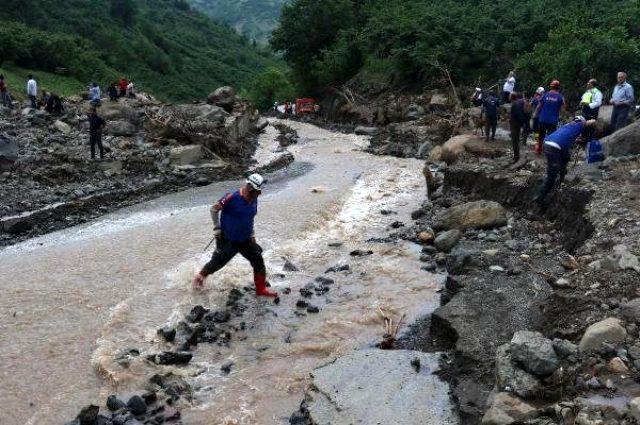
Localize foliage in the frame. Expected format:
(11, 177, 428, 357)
(271, 0, 640, 102)
(189, 0, 289, 45)
(244, 67, 296, 111)
(0, 63, 86, 100)
(0, 0, 282, 101)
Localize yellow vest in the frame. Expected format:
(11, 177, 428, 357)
(581, 88, 600, 105)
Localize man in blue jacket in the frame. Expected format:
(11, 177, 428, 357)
(535, 117, 597, 204)
(192, 173, 278, 298)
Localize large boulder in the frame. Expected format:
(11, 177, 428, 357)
(495, 344, 542, 399)
(601, 117, 640, 157)
(106, 120, 137, 136)
(53, 120, 71, 135)
(579, 317, 627, 354)
(170, 145, 202, 165)
(0, 133, 18, 170)
(510, 331, 558, 377)
(434, 200, 507, 230)
(597, 105, 613, 130)
(99, 102, 138, 123)
(207, 86, 236, 112)
(482, 393, 538, 425)
(440, 134, 478, 164)
(354, 126, 379, 136)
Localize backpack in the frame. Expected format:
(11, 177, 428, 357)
(587, 139, 604, 163)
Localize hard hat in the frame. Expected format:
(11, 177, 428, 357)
(475, 87, 482, 92)
(550, 80, 560, 88)
(536, 87, 545, 94)
(246, 173, 265, 191)
(574, 115, 586, 122)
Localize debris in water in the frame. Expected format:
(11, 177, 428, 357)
(377, 307, 406, 350)
(411, 357, 421, 373)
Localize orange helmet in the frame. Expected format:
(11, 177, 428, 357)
(550, 80, 560, 89)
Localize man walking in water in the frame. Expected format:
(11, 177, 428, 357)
(193, 174, 278, 298)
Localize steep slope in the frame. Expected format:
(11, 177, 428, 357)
(0, 0, 281, 101)
(189, 0, 289, 44)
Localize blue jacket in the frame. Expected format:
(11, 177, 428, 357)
(219, 191, 257, 242)
(538, 91, 564, 125)
(545, 121, 585, 151)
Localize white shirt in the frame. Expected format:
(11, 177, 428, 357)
(503, 76, 515, 93)
(27, 79, 37, 96)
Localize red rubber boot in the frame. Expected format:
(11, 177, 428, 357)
(254, 273, 278, 298)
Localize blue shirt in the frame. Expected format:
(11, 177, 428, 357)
(219, 190, 257, 242)
(611, 82, 634, 106)
(545, 122, 585, 151)
(538, 91, 564, 124)
(90, 86, 101, 101)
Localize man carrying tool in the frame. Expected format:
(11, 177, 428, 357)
(192, 173, 278, 298)
(534, 116, 597, 205)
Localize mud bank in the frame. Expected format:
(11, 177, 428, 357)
(400, 135, 640, 424)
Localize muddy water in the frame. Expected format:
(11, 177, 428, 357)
(0, 120, 452, 425)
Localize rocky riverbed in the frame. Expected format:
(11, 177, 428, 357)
(0, 87, 294, 247)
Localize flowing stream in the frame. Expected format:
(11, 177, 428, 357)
(0, 120, 453, 424)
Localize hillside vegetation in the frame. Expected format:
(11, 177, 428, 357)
(271, 0, 640, 101)
(0, 0, 282, 101)
(189, 0, 289, 44)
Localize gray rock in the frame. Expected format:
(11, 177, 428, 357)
(170, 145, 202, 165)
(354, 126, 379, 136)
(0, 133, 18, 170)
(552, 338, 578, 359)
(621, 298, 640, 323)
(126, 395, 147, 415)
(433, 200, 507, 231)
(495, 344, 542, 399)
(53, 120, 71, 135)
(481, 392, 538, 425)
(510, 331, 558, 377)
(207, 86, 236, 111)
(434, 229, 462, 252)
(579, 317, 627, 354)
(306, 349, 456, 424)
(106, 120, 137, 136)
(601, 116, 640, 156)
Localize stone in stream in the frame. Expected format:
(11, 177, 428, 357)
(296, 299, 308, 309)
(106, 395, 127, 411)
(325, 264, 350, 273)
(186, 305, 209, 323)
(621, 298, 640, 323)
(315, 276, 334, 285)
(147, 351, 193, 365)
(495, 344, 541, 399)
(434, 229, 462, 253)
(307, 305, 320, 313)
(157, 326, 176, 342)
(349, 249, 373, 257)
(221, 361, 234, 375)
(300, 283, 314, 298)
(74, 405, 99, 425)
(304, 349, 456, 424)
(283, 259, 300, 272)
(127, 395, 147, 415)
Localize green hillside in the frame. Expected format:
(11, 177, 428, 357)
(189, 0, 289, 44)
(272, 0, 640, 100)
(0, 0, 282, 101)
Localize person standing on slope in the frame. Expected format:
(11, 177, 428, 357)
(192, 174, 278, 298)
(502, 71, 516, 103)
(27, 74, 38, 109)
(534, 80, 565, 154)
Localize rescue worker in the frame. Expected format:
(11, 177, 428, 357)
(530, 87, 545, 142)
(534, 116, 597, 204)
(482, 91, 500, 141)
(88, 107, 106, 160)
(27, 74, 38, 109)
(609, 71, 634, 132)
(118, 77, 128, 97)
(509, 92, 528, 162)
(108, 83, 118, 101)
(502, 71, 516, 103)
(192, 174, 278, 298)
(535, 80, 565, 154)
(580, 79, 602, 120)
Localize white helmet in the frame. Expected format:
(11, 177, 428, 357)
(536, 87, 545, 94)
(246, 173, 265, 191)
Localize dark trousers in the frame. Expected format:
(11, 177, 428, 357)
(537, 122, 557, 143)
(611, 105, 630, 132)
(90, 132, 104, 159)
(485, 116, 497, 140)
(538, 144, 570, 202)
(502, 91, 511, 103)
(510, 120, 525, 161)
(582, 105, 599, 121)
(29, 95, 37, 109)
(202, 237, 265, 276)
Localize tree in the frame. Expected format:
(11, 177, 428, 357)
(110, 0, 138, 27)
(246, 67, 296, 111)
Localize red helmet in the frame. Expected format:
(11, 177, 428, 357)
(550, 80, 560, 89)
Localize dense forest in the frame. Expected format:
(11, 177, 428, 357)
(271, 0, 640, 102)
(189, 0, 289, 44)
(0, 0, 281, 101)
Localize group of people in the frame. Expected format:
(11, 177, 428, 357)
(475, 70, 636, 206)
